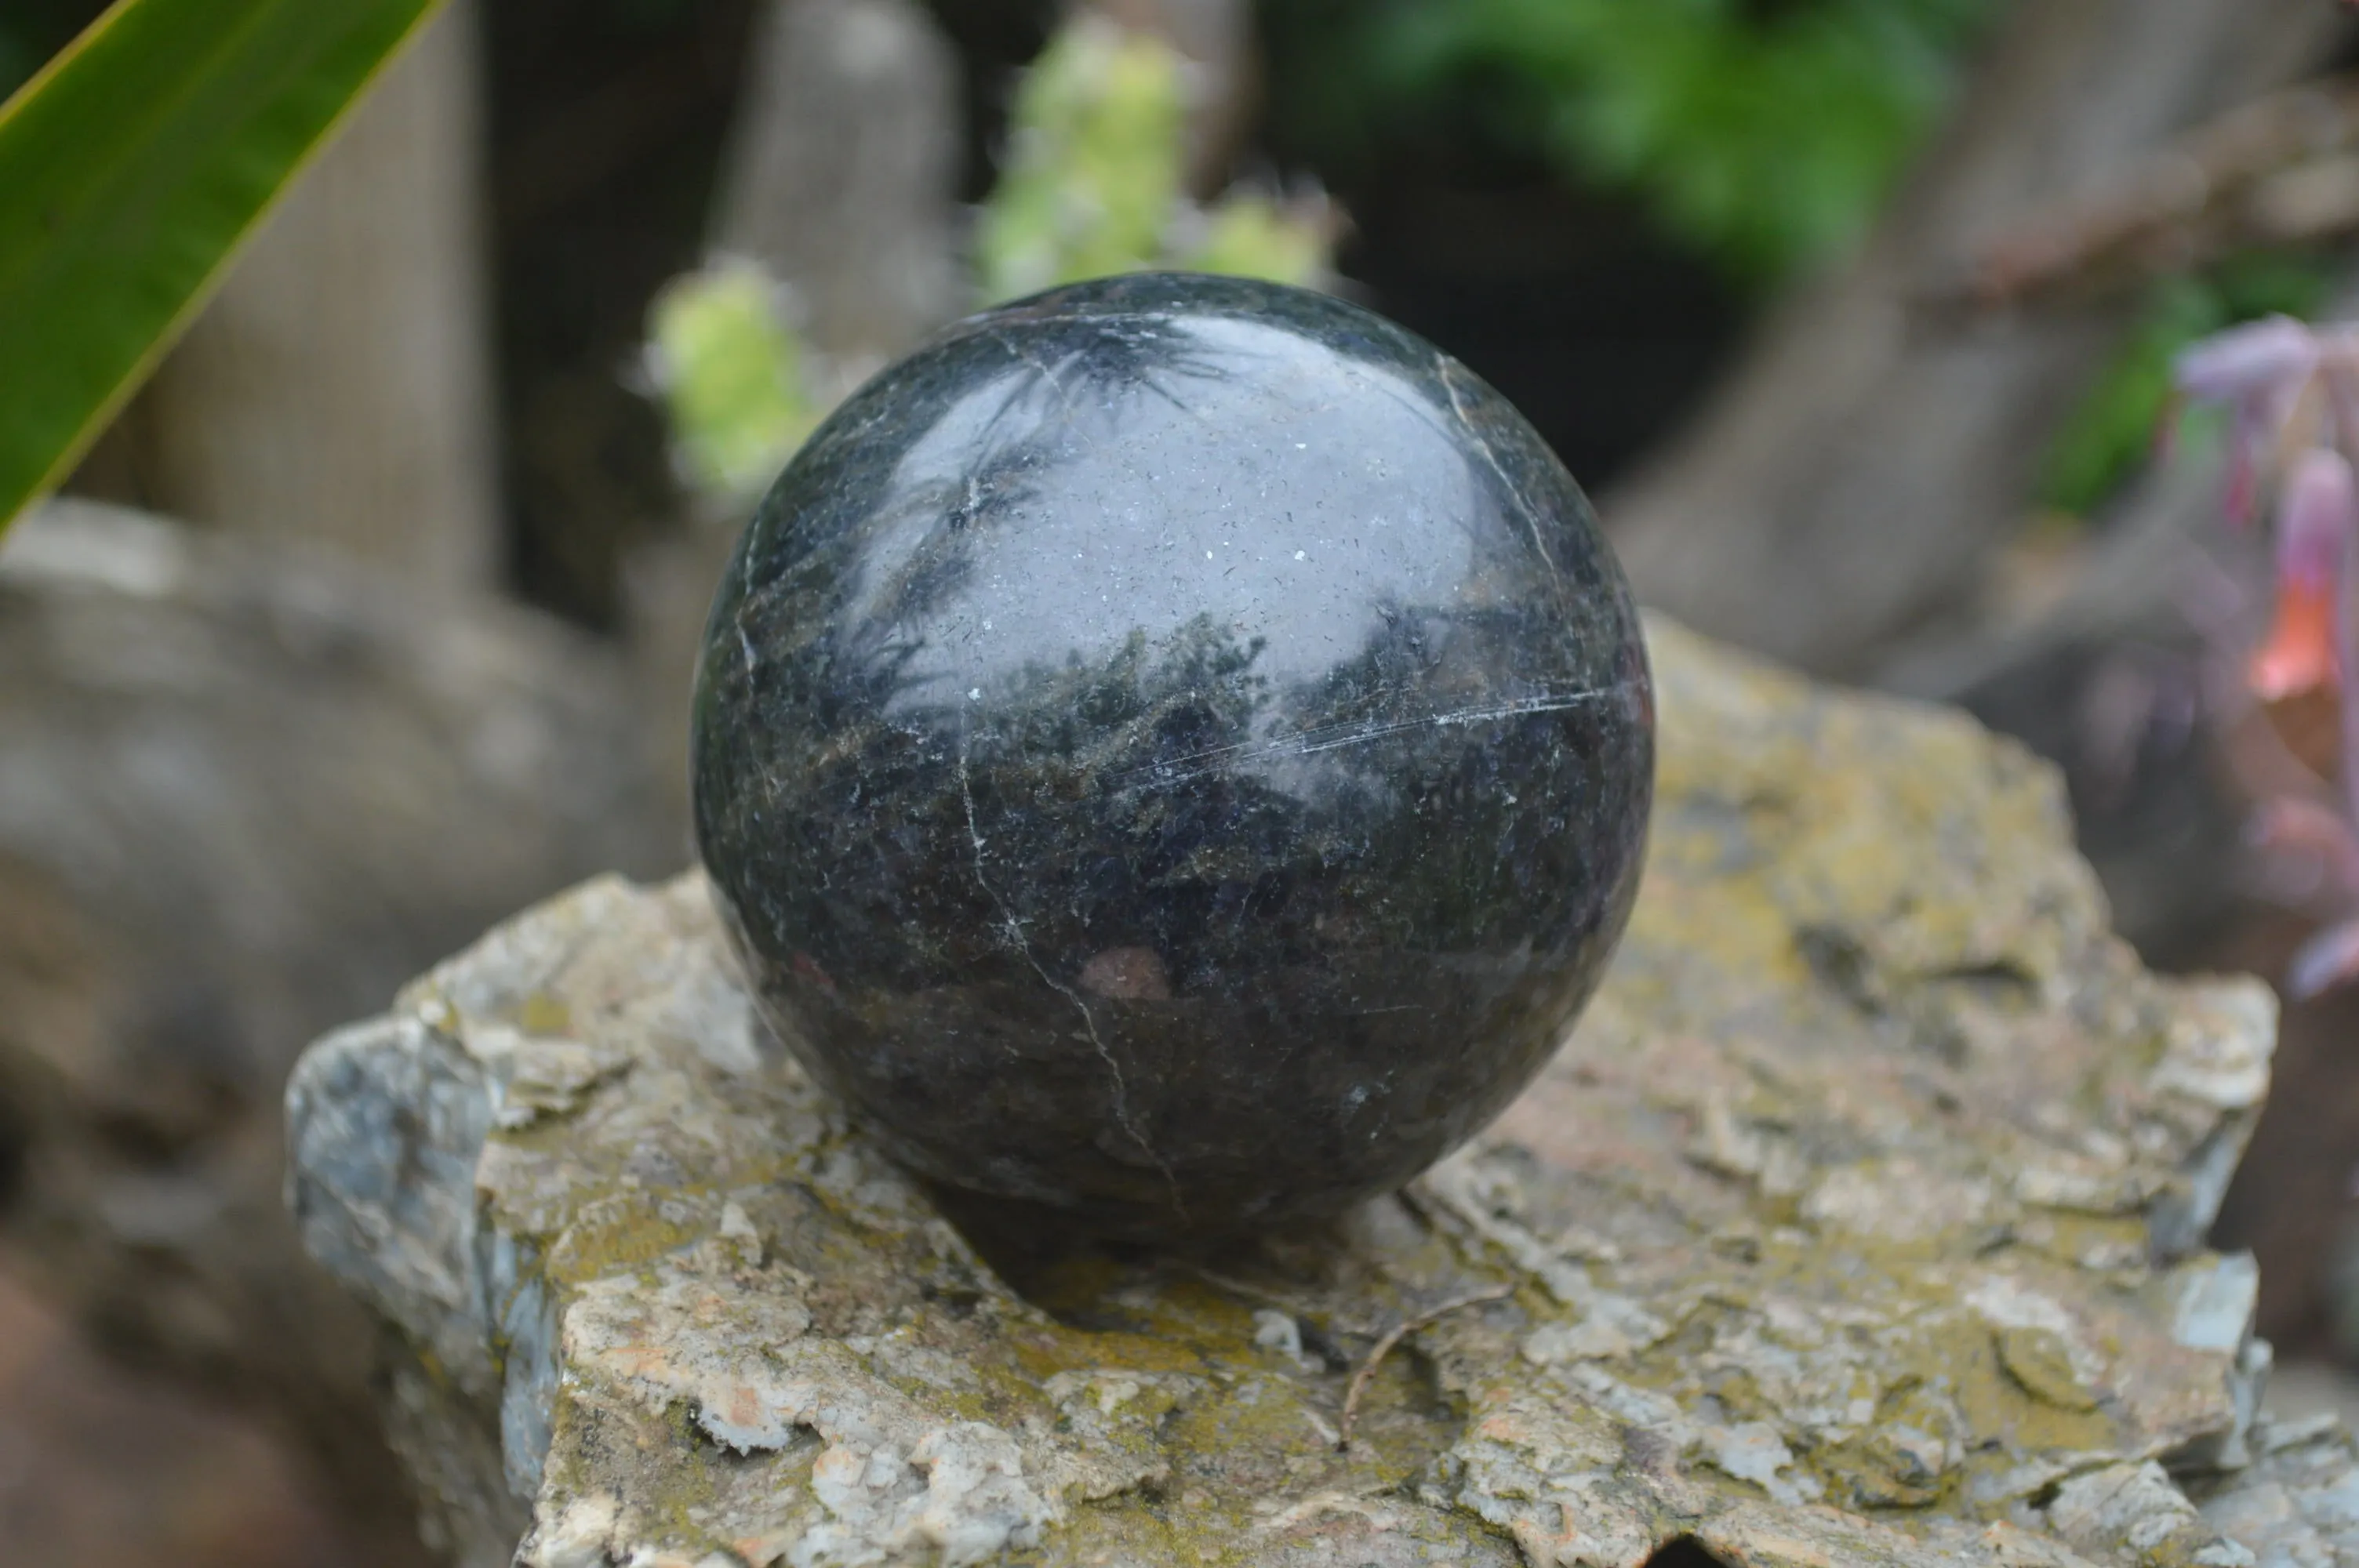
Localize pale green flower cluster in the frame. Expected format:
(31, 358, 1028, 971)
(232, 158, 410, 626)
(646, 16, 1335, 513)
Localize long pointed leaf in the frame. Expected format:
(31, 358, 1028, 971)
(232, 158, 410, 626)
(0, 0, 448, 532)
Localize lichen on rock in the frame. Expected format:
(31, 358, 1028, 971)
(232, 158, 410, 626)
(288, 619, 2333, 1568)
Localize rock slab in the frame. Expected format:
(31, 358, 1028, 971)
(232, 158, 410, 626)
(290, 619, 2338, 1568)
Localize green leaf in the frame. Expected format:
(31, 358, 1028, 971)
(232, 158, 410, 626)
(0, 0, 449, 532)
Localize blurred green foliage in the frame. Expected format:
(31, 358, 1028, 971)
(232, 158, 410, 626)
(975, 18, 1187, 303)
(1263, 0, 1993, 283)
(2041, 255, 2335, 517)
(973, 16, 1331, 304)
(1183, 192, 1334, 288)
(654, 14, 1334, 510)
(646, 262, 822, 503)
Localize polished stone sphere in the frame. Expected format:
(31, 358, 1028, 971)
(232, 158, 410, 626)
(692, 273, 1652, 1240)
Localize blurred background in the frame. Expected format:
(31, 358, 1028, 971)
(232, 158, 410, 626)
(5, 0, 2359, 1560)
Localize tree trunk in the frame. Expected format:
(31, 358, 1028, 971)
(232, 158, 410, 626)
(1605, 0, 2352, 679)
(711, 0, 965, 376)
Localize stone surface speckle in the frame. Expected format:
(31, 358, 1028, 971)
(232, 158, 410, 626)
(691, 272, 1653, 1239)
(290, 619, 2328, 1568)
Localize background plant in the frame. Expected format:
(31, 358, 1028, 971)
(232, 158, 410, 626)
(2172, 314, 2359, 996)
(649, 11, 1336, 517)
(1260, 0, 1994, 284)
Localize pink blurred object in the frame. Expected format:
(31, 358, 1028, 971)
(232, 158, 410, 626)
(2291, 918, 2359, 999)
(2249, 448, 2356, 698)
(2175, 314, 2322, 403)
(2174, 317, 2359, 993)
(2248, 795, 2359, 908)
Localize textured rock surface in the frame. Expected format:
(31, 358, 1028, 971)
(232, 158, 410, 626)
(293, 619, 2318, 1568)
(692, 271, 1652, 1238)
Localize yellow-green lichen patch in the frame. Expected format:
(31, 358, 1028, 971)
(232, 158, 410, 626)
(517, 992, 573, 1036)
(538, 1188, 718, 1287)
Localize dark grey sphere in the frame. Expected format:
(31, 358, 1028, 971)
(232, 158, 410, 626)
(692, 273, 1651, 1240)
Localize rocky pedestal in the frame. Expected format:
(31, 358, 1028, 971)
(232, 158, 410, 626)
(289, 620, 2340, 1568)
